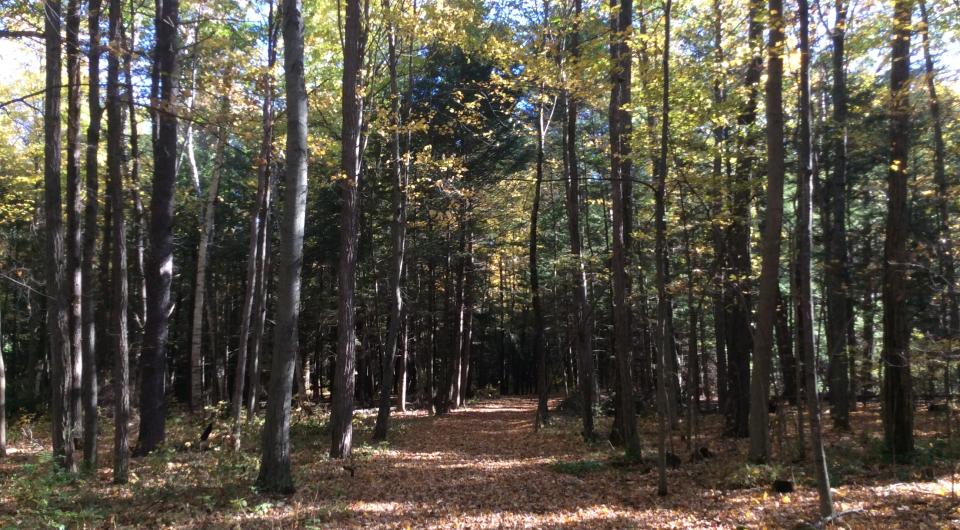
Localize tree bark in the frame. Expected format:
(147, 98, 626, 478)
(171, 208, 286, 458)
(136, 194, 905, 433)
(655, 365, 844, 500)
(256, 0, 308, 494)
(532, 86, 551, 429)
(331, 0, 365, 459)
(655, 0, 672, 496)
(882, 0, 914, 460)
(44, 0, 77, 473)
(749, 0, 786, 463)
(107, 0, 130, 481)
(136, 0, 180, 456)
(65, 0, 84, 442)
(81, 0, 103, 471)
(608, 0, 640, 461)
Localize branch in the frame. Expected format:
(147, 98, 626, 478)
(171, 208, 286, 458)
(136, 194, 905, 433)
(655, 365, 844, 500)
(0, 30, 44, 39)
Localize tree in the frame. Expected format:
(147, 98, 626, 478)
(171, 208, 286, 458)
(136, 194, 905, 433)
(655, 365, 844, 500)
(257, 0, 309, 494)
(373, 0, 408, 442)
(64, 0, 83, 441)
(824, 0, 851, 430)
(81, 0, 103, 471)
(44, 0, 77, 473)
(137, 0, 180, 456)
(608, 0, 641, 461)
(798, 0, 833, 517)
(331, 0, 365, 459)
(749, 0, 786, 464)
(654, 0, 672, 497)
(882, 0, 914, 460)
(107, 0, 129, 482)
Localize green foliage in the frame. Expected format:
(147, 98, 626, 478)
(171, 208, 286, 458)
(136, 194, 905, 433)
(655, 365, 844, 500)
(721, 463, 785, 490)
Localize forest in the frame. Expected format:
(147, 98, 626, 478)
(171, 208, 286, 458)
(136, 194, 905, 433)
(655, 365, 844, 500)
(0, 0, 959, 525)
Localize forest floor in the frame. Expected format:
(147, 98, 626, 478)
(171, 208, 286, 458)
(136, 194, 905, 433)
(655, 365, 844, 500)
(2, 395, 960, 529)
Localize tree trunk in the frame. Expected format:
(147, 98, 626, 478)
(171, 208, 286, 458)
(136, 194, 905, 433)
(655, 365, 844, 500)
(107, 0, 130, 481)
(256, 0, 308, 494)
(65, 0, 84, 442)
(532, 89, 550, 429)
(882, 0, 914, 460)
(799, 0, 833, 516)
(919, 0, 958, 349)
(373, 0, 407, 440)
(724, 0, 761, 438)
(331, 0, 365, 459)
(233, 0, 276, 448)
(655, 0, 672, 496)
(44, 0, 77, 473)
(608, 0, 640, 461)
(0, 303, 5, 457)
(189, 96, 229, 411)
(824, 0, 851, 430)
(562, 15, 596, 432)
(81, 0, 102, 471)
(136, 0, 180, 456)
(749, 0, 785, 463)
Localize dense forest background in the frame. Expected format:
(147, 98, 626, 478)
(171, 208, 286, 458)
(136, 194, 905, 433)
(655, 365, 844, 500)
(0, 0, 959, 525)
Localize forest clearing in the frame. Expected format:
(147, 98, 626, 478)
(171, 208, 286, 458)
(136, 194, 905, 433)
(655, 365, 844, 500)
(1, 397, 958, 528)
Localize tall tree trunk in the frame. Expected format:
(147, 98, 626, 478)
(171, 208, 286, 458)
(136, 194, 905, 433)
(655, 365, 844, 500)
(655, 0, 672, 496)
(256, 0, 308, 494)
(331, 0, 365, 459)
(532, 89, 551, 429)
(919, 0, 958, 349)
(882, 0, 914, 460)
(562, 9, 594, 438)
(81, 0, 102, 471)
(65, 0, 84, 442)
(749, 0, 785, 464)
(107, 0, 130, 481)
(136, 0, 180, 456)
(710, 0, 727, 417)
(233, 0, 276, 448)
(825, 0, 851, 430)
(44, 0, 77, 473)
(724, 0, 761, 438)
(799, 0, 833, 516)
(373, 0, 407, 440)
(608, 0, 641, 461)
(189, 95, 229, 411)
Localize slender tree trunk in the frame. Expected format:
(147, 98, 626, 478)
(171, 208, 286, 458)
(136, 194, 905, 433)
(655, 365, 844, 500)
(65, 0, 84, 442)
(882, 0, 914, 460)
(107, 0, 129, 481)
(256, 0, 308, 494)
(81, 0, 102, 471)
(655, 0, 672, 496)
(919, 0, 958, 347)
(564, 0, 596, 440)
(824, 0, 851, 430)
(749, 0, 785, 463)
(189, 95, 229, 411)
(724, 0, 762, 438)
(608, 0, 640, 461)
(233, 0, 275, 448)
(798, 0, 833, 515)
(532, 90, 550, 429)
(122, 3, 147, 341)
(373, 0, 407, 440)
(44, 0, 77, 473)
(331, 0, 365, 459)
(136, 0, 180, 456)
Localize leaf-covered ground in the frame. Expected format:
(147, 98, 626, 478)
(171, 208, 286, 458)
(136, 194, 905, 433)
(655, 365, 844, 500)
(2, 396, 960, 528)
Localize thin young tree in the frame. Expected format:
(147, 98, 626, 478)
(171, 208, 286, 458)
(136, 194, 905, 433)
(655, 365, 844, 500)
(256, 0, 309, 494)
(654, 0, 672, 497)
(749, 0, 786, 464)
(373, 0, 408, 442)
(331, 0, 366, 459)
(136, 0, 180, 456)
(798, 0, 833, 517)
(882, 0, 914, 460)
